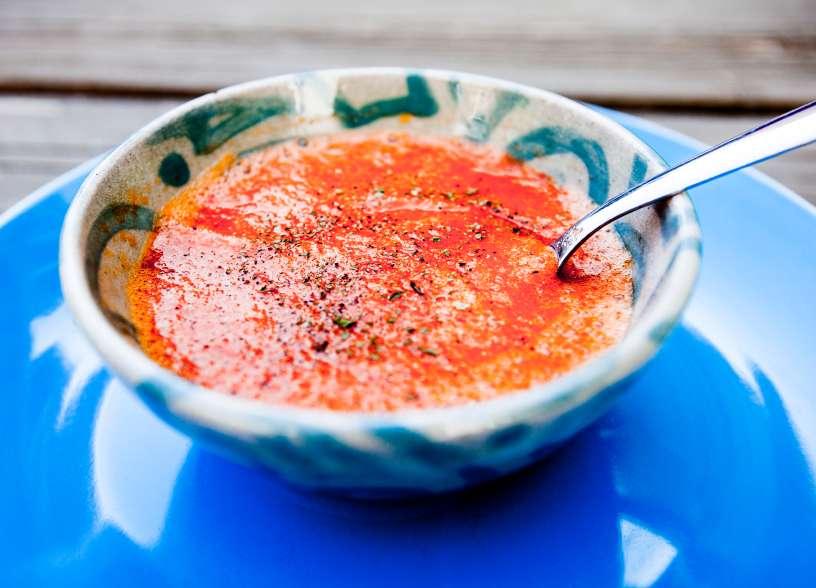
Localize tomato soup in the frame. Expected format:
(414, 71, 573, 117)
(127, 134, 633, 411)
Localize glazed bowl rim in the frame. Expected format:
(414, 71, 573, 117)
(59, 67, 701, 437)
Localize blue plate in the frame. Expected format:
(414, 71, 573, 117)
(2, 111, 815, 586)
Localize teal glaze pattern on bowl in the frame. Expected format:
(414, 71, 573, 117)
(59, 68, 702, 499)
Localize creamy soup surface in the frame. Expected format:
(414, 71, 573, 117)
(128, 133, 633, 412)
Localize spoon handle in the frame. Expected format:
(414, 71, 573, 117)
(550, 99, 816, 270)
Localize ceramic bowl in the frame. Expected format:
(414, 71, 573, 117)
(60, 68, 701, 499)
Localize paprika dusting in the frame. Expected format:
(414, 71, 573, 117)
(127, 133, 633, 411)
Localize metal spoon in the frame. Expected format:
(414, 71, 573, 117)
(550, 100, 816, 271)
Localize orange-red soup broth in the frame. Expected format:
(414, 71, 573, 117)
(128, 133, 633, 412)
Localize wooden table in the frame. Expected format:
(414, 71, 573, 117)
(2, 0, 815, 212)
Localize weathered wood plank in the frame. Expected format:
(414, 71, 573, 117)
(3, 0, 814, 35)
(2, 96, 814, 214)
(1, 0, 815, 109)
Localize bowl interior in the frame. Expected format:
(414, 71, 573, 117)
(76, 69, 697, 347)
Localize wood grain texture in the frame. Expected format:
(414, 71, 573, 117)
(2, 0, 815, 108)
(1, 96, 814, 214)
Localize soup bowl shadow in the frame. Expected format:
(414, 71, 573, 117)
(60, 68, 701, 499)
